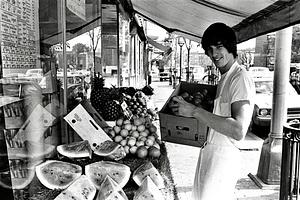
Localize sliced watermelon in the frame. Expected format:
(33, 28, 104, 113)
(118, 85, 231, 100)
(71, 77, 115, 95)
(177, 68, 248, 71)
(56, 140, 92, 158)
(97, 175, 128, 200)
(133, 176, 164, 200)
(132, 162, 165, 189)
(54, 175, 96, 200)
(35, 160, 82, 190)
(85, 161, 130, 189)
(0, 168, 35, 190)
(93, 140, 121, 157)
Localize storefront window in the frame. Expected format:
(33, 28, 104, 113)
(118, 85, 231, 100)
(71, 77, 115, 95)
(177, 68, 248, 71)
(0, 0, 102, 198)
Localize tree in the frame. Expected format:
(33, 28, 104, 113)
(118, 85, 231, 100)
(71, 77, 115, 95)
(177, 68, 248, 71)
(72, 43, 90, 69)
(88, 27, 101, 74)
(291, 25, 300, 63)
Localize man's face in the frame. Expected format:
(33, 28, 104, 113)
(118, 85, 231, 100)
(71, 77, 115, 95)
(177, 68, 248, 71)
(206, 43, 234, 70)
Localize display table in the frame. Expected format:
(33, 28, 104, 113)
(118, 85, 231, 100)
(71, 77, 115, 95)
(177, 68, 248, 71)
(15, 142, 177, 200)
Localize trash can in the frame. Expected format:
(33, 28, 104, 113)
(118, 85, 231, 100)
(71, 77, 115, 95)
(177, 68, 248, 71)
(280, 122, 300, 200)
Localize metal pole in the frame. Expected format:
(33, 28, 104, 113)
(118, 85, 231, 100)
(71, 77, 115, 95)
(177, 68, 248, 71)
(61, 0, 69, 143)
(179, 46, 182, 82)
(256, 26, 293, 185)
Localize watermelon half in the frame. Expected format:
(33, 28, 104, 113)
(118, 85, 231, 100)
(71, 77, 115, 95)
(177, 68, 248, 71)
(85, 161, 130, 189)
(56, 140, 92, 158)
(35, 160, 82, 190)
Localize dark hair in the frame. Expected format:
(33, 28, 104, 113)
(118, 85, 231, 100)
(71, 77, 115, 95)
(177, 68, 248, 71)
(201, 22, 238, 58)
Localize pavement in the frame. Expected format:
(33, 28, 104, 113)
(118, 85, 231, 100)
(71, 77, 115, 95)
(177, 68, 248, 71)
(150, 81, 280, 200)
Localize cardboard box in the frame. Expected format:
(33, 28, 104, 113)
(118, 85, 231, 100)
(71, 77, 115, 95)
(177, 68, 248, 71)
(159, 82, 216, 147)
(64, 104, 112, 149)
(80, 100, 110, 130)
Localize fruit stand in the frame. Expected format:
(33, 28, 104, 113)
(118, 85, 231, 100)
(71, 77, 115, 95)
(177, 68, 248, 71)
(1, 76, 177, 200)
(14, 143, 176, 200)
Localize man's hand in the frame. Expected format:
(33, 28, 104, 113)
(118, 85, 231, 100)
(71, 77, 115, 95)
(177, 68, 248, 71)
(169, 96, 197, 117)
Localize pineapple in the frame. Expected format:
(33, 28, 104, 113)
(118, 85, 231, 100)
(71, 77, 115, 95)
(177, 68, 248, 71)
(90, 74, 124, 121)
(90, 73, 109, 115)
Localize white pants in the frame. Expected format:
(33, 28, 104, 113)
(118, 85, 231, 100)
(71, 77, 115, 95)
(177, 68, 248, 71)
(191, 143, 241, 200)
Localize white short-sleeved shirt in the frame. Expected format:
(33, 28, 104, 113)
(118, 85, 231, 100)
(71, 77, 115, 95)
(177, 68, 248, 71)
(208, 61, 255, 147)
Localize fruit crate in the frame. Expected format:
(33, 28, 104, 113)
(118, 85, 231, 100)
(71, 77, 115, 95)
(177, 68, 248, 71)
(159, 82, 216, 147)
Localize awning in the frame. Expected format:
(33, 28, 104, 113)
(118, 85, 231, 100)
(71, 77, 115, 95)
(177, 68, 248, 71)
(147, 36, 172, 53)
(130, 0, 300, 43)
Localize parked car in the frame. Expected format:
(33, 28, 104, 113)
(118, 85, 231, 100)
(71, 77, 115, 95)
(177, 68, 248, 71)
(158, 72, 170, 81)
(251, 77, 300, 134)
(248, 66, 273, 79)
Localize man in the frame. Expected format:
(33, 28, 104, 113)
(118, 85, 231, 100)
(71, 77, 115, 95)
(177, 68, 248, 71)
(170, 22, 255, 200)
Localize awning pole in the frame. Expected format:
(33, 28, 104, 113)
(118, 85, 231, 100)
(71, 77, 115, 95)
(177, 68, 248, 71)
(254, 26, 293, 186)
(61, 0, 69, 143)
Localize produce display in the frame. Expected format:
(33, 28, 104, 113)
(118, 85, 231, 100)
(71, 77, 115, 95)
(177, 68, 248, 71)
(104, 117, 162, 159)
(90, 75, 158, 121)
(169, 88, 214, 112)
(124, 91, 159, 121)
(133, 176, 164, 200)
(53, 175, 96, 200)
(97, 175, 128, 200)
(85, 161, 131, 189)
(132, 162, 165, 189)
(56, 140, 92, 159)
(90, 75, 124, 121)
(35, 160, 82, 190)
(3, 81, 178, 200)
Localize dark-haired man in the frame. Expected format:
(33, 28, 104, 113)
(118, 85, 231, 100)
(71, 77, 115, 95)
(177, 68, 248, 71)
(170, 22, 255, 199)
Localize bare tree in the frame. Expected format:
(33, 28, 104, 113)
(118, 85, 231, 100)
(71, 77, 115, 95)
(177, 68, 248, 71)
(88, 27, 101, 74)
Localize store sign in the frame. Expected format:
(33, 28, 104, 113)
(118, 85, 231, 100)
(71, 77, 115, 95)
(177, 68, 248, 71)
(0, 0, 39, 72)
(67, 0, 86, 21)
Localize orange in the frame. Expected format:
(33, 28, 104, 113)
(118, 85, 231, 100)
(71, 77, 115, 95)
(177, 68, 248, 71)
(139, 131, 148, 137)
(120, 129, 129, 137)
(133, 118, 143, 126)
(135, 140, 145, 147)
(120, 139, 127, 146)
(147, 135, 156, 142)
(148, 146, 161, 158)
(114, 135, 123, 143)
(123, 119, 131, 124)
(116, 118, 124, 126)
(129, 146, 138, 154)
(124, 123, 132, 131)
(145, 138, 154, 147)
(127, 137, 137, 147)
(131, 131, 140, 138)
(113, 126, 121, 134)
(123, 145, 130, 154)
(136, 146, 148, 159)
(149, 125, 157, 133)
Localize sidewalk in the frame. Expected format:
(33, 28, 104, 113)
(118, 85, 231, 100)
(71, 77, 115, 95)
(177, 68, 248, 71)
(151, 81, 280, 200)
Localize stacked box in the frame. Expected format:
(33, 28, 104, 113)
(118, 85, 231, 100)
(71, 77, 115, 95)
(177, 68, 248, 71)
(159, 82, 216, 147)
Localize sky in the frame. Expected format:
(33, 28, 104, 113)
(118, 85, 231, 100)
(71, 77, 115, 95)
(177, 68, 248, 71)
(67, 22, 256, 51)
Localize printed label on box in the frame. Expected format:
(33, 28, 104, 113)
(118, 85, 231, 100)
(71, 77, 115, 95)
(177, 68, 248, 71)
(64, 104, 112, 149)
